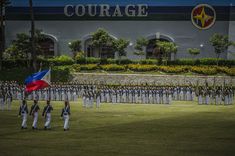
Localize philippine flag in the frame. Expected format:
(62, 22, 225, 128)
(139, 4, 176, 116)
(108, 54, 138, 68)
(25, 69, 51, 92)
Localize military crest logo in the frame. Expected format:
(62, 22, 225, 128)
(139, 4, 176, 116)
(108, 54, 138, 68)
(191, 4, 216, 30)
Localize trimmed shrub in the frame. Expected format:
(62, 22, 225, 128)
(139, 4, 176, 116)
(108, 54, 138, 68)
(98, 58, 116, 65)
(158, 66, 189, 73)
(170, 59, 197, 66)
(116, 59, 133, 65)
(190, 66, 218, 75)
(72, 64, 81, 72)
(86, 57, 101, 64)
(0, 67, 33, 82)
(76, 57, 86, 64)
(139, 59, 158, 65)
(199, 58, 221, 65)
(101, 64, 126, 71)
(225, 68, 235, 76)
(128, 64, 158, 72)
(79, 64, 99, 71)
(51, 66, 72, 82)
(2, 59, 30, 69)
(48, 55, 74, 66)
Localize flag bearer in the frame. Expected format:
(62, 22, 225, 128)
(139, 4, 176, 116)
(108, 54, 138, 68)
(30, 100, 40, 130)
(18, 100, 28, 129)
(61, 101, 71, 131)
(42, 100, 53, 130)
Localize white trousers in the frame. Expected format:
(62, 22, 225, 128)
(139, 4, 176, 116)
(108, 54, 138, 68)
(21, 113, 27, 128)
(96, 97, 100, 108)
(0, 98, 4, 110)
(82, 97, 86, 107)
(6, 98, 11, 110)
(45, 113, 51, 128)
(198, 96, 203, 105)
(32, 112, 38, 128)
(63, 115, 70, 130)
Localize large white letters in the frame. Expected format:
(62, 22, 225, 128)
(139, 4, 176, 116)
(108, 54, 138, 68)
(64, 4, 149, 17)
(64, 5, 74, 17)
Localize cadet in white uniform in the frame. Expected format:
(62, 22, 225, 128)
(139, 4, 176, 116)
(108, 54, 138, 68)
(42, 100, 53, 130)
(61, 101, 71, 131)
(6, 91, 12, 110)
(30, 100, 40, 130)
(18, 100, 28, 129)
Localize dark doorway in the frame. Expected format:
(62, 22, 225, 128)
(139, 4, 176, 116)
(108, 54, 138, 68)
(38, 38, 54, 57)
(146, 38, 171, 60)
(85, 38, 115, 59)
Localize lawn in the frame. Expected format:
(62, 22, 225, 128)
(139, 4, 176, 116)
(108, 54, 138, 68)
(0, 100, 235, 156)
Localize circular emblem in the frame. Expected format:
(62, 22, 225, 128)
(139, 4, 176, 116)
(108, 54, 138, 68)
(191, 4, 216, 30)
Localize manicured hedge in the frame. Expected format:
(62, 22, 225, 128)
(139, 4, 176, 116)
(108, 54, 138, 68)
(0, 66, 73, 82)
(100, 64, 125, 71)
(158, 66, 189, 73)
(0, 68, 33, 82)
(79, 64, 99, 71)
(2, 57, 235, 69)
(190, 66, 218, 75)
(128, 64, 158, 72)
(48, 55, 74, 66)
(170, 58, 235, 66)
(69, 64, 235, 75)
(51, 66, 72, 82)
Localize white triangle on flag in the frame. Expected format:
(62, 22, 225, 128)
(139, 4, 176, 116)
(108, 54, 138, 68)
(41, 70, 51, 85)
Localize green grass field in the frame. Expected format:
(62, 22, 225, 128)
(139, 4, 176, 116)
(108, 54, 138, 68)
(0, 100, 235, 156)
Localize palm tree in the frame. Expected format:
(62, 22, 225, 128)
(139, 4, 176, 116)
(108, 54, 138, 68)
(0, 0, 10, 70)
(29, 0, 37, 71)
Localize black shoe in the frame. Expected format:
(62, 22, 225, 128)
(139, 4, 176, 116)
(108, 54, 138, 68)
(32, 127, 35, 130)
(21, 127, 24, 129)
(44, 126, 47, 130)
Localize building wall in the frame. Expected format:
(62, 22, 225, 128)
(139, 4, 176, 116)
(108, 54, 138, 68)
(6, 20, 230, 59)
(228, 4, 235, 60)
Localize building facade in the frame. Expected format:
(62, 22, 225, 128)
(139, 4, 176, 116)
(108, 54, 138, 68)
(5, 0, 235, 60)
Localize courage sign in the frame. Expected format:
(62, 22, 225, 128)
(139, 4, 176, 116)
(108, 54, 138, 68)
(64, 4, 149, 17)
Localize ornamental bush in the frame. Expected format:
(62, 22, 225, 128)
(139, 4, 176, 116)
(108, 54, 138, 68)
(116, 59, 133, 65)
(190, 66, 218, 75)
(51, 66, 72, 82)
(139, 59, 158, 65)
(101, 64, 126, 71)
(72, 64, 81, 72)
(85, 57, 101, 64)
(224, 68, 235, 76)
(79, 64, 99, 71)
(48, 55, 74, 66)
(158, 66, 189, 73)
(128, 64, 158, 72)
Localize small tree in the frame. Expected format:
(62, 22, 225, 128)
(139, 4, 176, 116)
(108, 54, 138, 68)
(209, 33, 232, 65)
(134, 37, 148, 57)
(91, 28, 115, 58)
(187, 48, 200, 59)
(156, 41, 177, 65)
(4, 30, 46, 60)
(113, 38, 130, 63)
(68, 40, 81, 58)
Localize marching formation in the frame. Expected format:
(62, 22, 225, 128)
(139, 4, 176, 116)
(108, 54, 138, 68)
(0, 80, 234, 131)
(18, 99, 70, 131)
